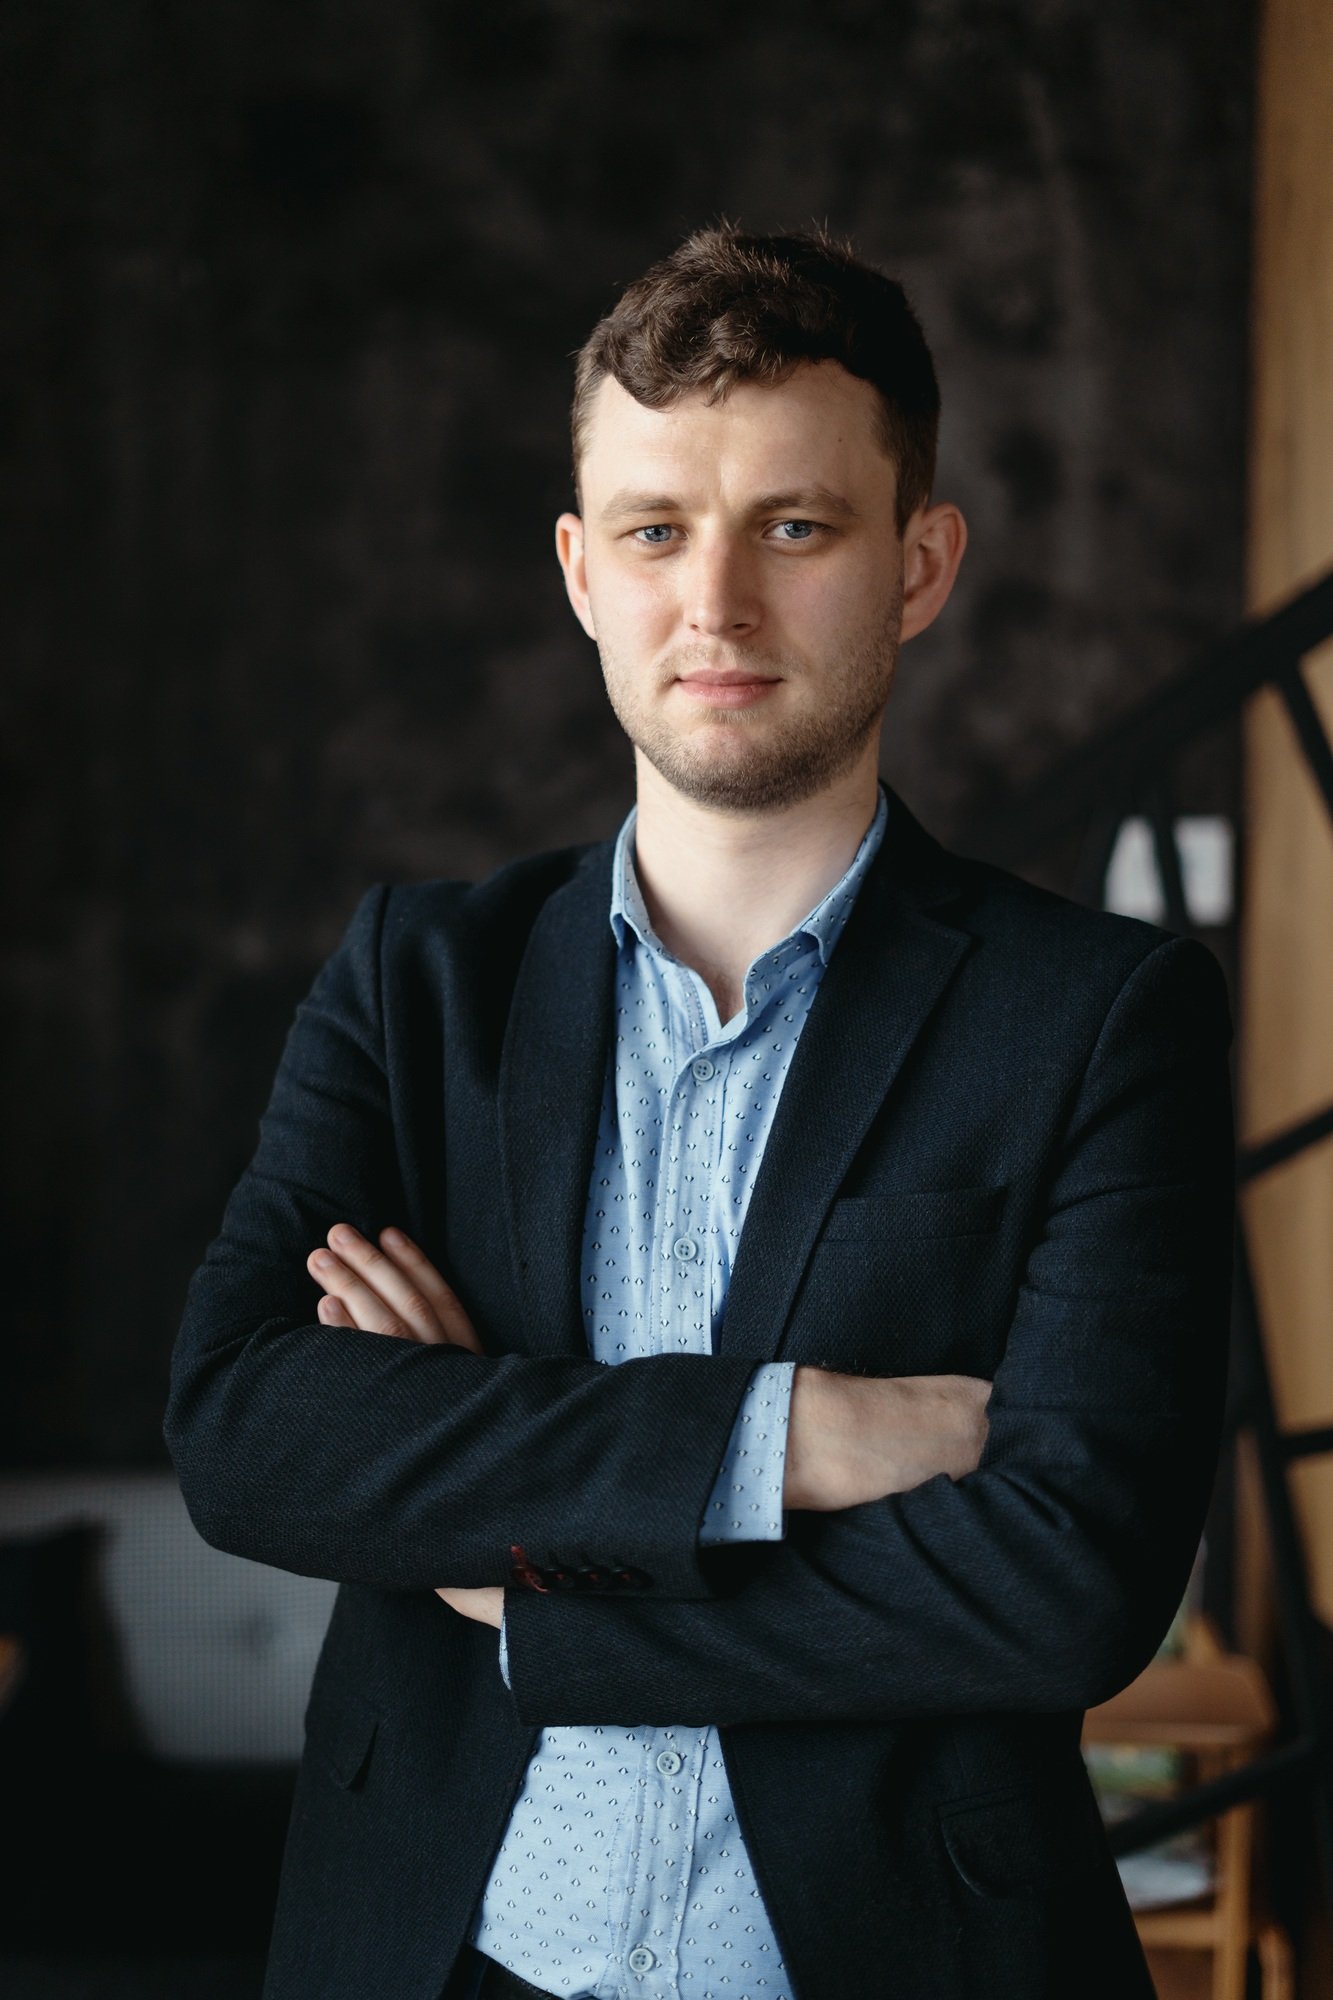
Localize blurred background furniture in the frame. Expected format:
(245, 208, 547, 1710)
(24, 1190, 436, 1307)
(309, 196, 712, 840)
(0, 1474, 334, 1961)
(1085, 1615, 1293, 2000)
(0, 1472, 333, 1763)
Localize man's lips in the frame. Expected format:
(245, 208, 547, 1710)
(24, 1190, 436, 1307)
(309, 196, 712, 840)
(675, 671, 782, 708)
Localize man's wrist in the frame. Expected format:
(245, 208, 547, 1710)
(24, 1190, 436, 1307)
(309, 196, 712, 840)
(784, 1365, 857, 1511)
(786, 1371, 993, 1512)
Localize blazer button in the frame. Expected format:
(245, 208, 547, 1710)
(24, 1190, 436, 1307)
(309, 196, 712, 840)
(611, 1567, 651, 1589)
(508, 1543, 548, 1592)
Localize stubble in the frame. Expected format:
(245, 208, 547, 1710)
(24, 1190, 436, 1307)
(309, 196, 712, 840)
(596, 579, 904, 814)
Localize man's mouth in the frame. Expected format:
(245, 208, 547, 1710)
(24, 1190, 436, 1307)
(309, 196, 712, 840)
(675, 670, 782, 708)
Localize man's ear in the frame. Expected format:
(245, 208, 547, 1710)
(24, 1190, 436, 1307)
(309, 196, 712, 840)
(555, 512, 596, 640)
(899, 501, 967, 644)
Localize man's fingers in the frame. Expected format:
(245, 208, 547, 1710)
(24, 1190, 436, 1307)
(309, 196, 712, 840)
(307, 1241, 446, 1343)
(317, 1295, 355, 1329)
(305, 1224, 485, 1353)
(377, 1227, 485, 1354)
(435, 1584, 505, 1628)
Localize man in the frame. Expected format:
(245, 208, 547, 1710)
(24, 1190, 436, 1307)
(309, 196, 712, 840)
(166, 225, 1235, 2000)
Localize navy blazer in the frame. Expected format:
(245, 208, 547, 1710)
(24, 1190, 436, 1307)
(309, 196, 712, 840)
(165, 783, 1236, 2000)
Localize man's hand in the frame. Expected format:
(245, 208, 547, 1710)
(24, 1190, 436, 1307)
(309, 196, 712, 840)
(307, 1222, 498, 1625)
(307, 1223, 485, 1352)
(784, 1368, 992, 1512)
(435, 1585, 504, 1628)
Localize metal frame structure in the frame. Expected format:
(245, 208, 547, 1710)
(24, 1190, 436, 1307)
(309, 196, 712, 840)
(957, 567, 1333, 1922)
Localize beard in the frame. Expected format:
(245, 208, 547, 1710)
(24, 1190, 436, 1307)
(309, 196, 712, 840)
(596, 581, 904, 813)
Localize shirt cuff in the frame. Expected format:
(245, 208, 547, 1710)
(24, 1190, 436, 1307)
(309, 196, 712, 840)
(697, 1361, 795, 1545)
(498, 1604, 511, 1688)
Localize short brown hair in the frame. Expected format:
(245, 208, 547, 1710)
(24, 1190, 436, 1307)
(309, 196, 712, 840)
(571, 222, 940, 533)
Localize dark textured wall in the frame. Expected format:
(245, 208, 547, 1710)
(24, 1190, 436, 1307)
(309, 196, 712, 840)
(4, 1, 1253, 1461)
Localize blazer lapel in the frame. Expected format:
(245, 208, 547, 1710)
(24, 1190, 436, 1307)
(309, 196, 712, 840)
(498, 840, 617, 1359)
(717, 787, 974, 1365)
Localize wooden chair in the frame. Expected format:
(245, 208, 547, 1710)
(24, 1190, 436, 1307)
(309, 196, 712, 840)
(1083, 1618, 1294, 2000)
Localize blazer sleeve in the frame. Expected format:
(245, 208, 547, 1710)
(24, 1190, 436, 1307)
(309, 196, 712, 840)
(495, 1359, 795, 1689)
(164, 884, 763, 1599)
(500, 933, 1237, 1726)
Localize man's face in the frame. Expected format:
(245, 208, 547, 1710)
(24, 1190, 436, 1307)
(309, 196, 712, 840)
(556, 361, 914, 814)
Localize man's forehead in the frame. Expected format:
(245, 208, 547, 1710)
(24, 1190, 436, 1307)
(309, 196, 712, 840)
(580, 365, 894, 505)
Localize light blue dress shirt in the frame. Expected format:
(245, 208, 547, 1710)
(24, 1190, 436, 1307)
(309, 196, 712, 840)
(470, 786, 889, 2000)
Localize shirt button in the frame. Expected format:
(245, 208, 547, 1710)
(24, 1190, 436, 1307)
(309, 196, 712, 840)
(655, 1749, 683, 1775)
(691, 1057, 715, 1081)
(628, 1946, 657, 1975)
(671, 1236, 700, 1262)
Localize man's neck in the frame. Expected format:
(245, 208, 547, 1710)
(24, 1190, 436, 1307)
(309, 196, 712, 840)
(629, 748, 883, 1025)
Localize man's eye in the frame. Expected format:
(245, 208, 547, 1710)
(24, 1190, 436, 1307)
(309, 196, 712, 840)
(633, 524, 675, 545)
(773, 519, 819, 542)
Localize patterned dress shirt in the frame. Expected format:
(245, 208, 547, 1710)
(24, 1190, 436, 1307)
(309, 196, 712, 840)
(469, 785, 890, 1999)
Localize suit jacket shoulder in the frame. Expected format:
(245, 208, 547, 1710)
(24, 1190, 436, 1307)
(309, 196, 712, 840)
(929, 832, 1233, 1060)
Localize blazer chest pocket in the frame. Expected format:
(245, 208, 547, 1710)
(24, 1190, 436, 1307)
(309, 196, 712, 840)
(787, 1185, 1008, 1374)
(821, 1186, 1006, 1240)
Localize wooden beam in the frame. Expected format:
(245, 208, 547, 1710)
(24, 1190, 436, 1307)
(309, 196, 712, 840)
(1240, 0, 1333, 1637)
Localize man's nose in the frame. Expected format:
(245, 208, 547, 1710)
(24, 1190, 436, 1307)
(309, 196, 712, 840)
(683, 540, 760, 639)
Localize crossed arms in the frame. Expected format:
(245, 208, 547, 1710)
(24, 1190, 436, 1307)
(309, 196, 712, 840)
(303, 1220, 994, 1635)
(164, 883, 1236, 1728)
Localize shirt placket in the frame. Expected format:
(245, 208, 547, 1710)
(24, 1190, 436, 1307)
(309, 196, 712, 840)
(613, 1724, 711, 1996)
(615, 956, 732, 1995)
(648, 959, 719, 1362)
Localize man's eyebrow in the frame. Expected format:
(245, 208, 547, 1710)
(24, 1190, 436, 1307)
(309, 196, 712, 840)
(597, 484, 861, 522)
(598, 491, 684, 521)
(750, 486, 860, 519)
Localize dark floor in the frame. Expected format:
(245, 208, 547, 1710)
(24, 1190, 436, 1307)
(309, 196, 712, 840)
(1, 1906, 1329, 1998)
(0, 1749, 293, 1974)
(3, 1777, 1331, 1997)
(0, 1961, 265, 1999)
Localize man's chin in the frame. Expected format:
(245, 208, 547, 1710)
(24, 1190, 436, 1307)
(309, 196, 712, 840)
(636, 734, 861, 815)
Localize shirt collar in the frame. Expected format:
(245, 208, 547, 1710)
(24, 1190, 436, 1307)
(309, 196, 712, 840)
(608, 782, 889, 968)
